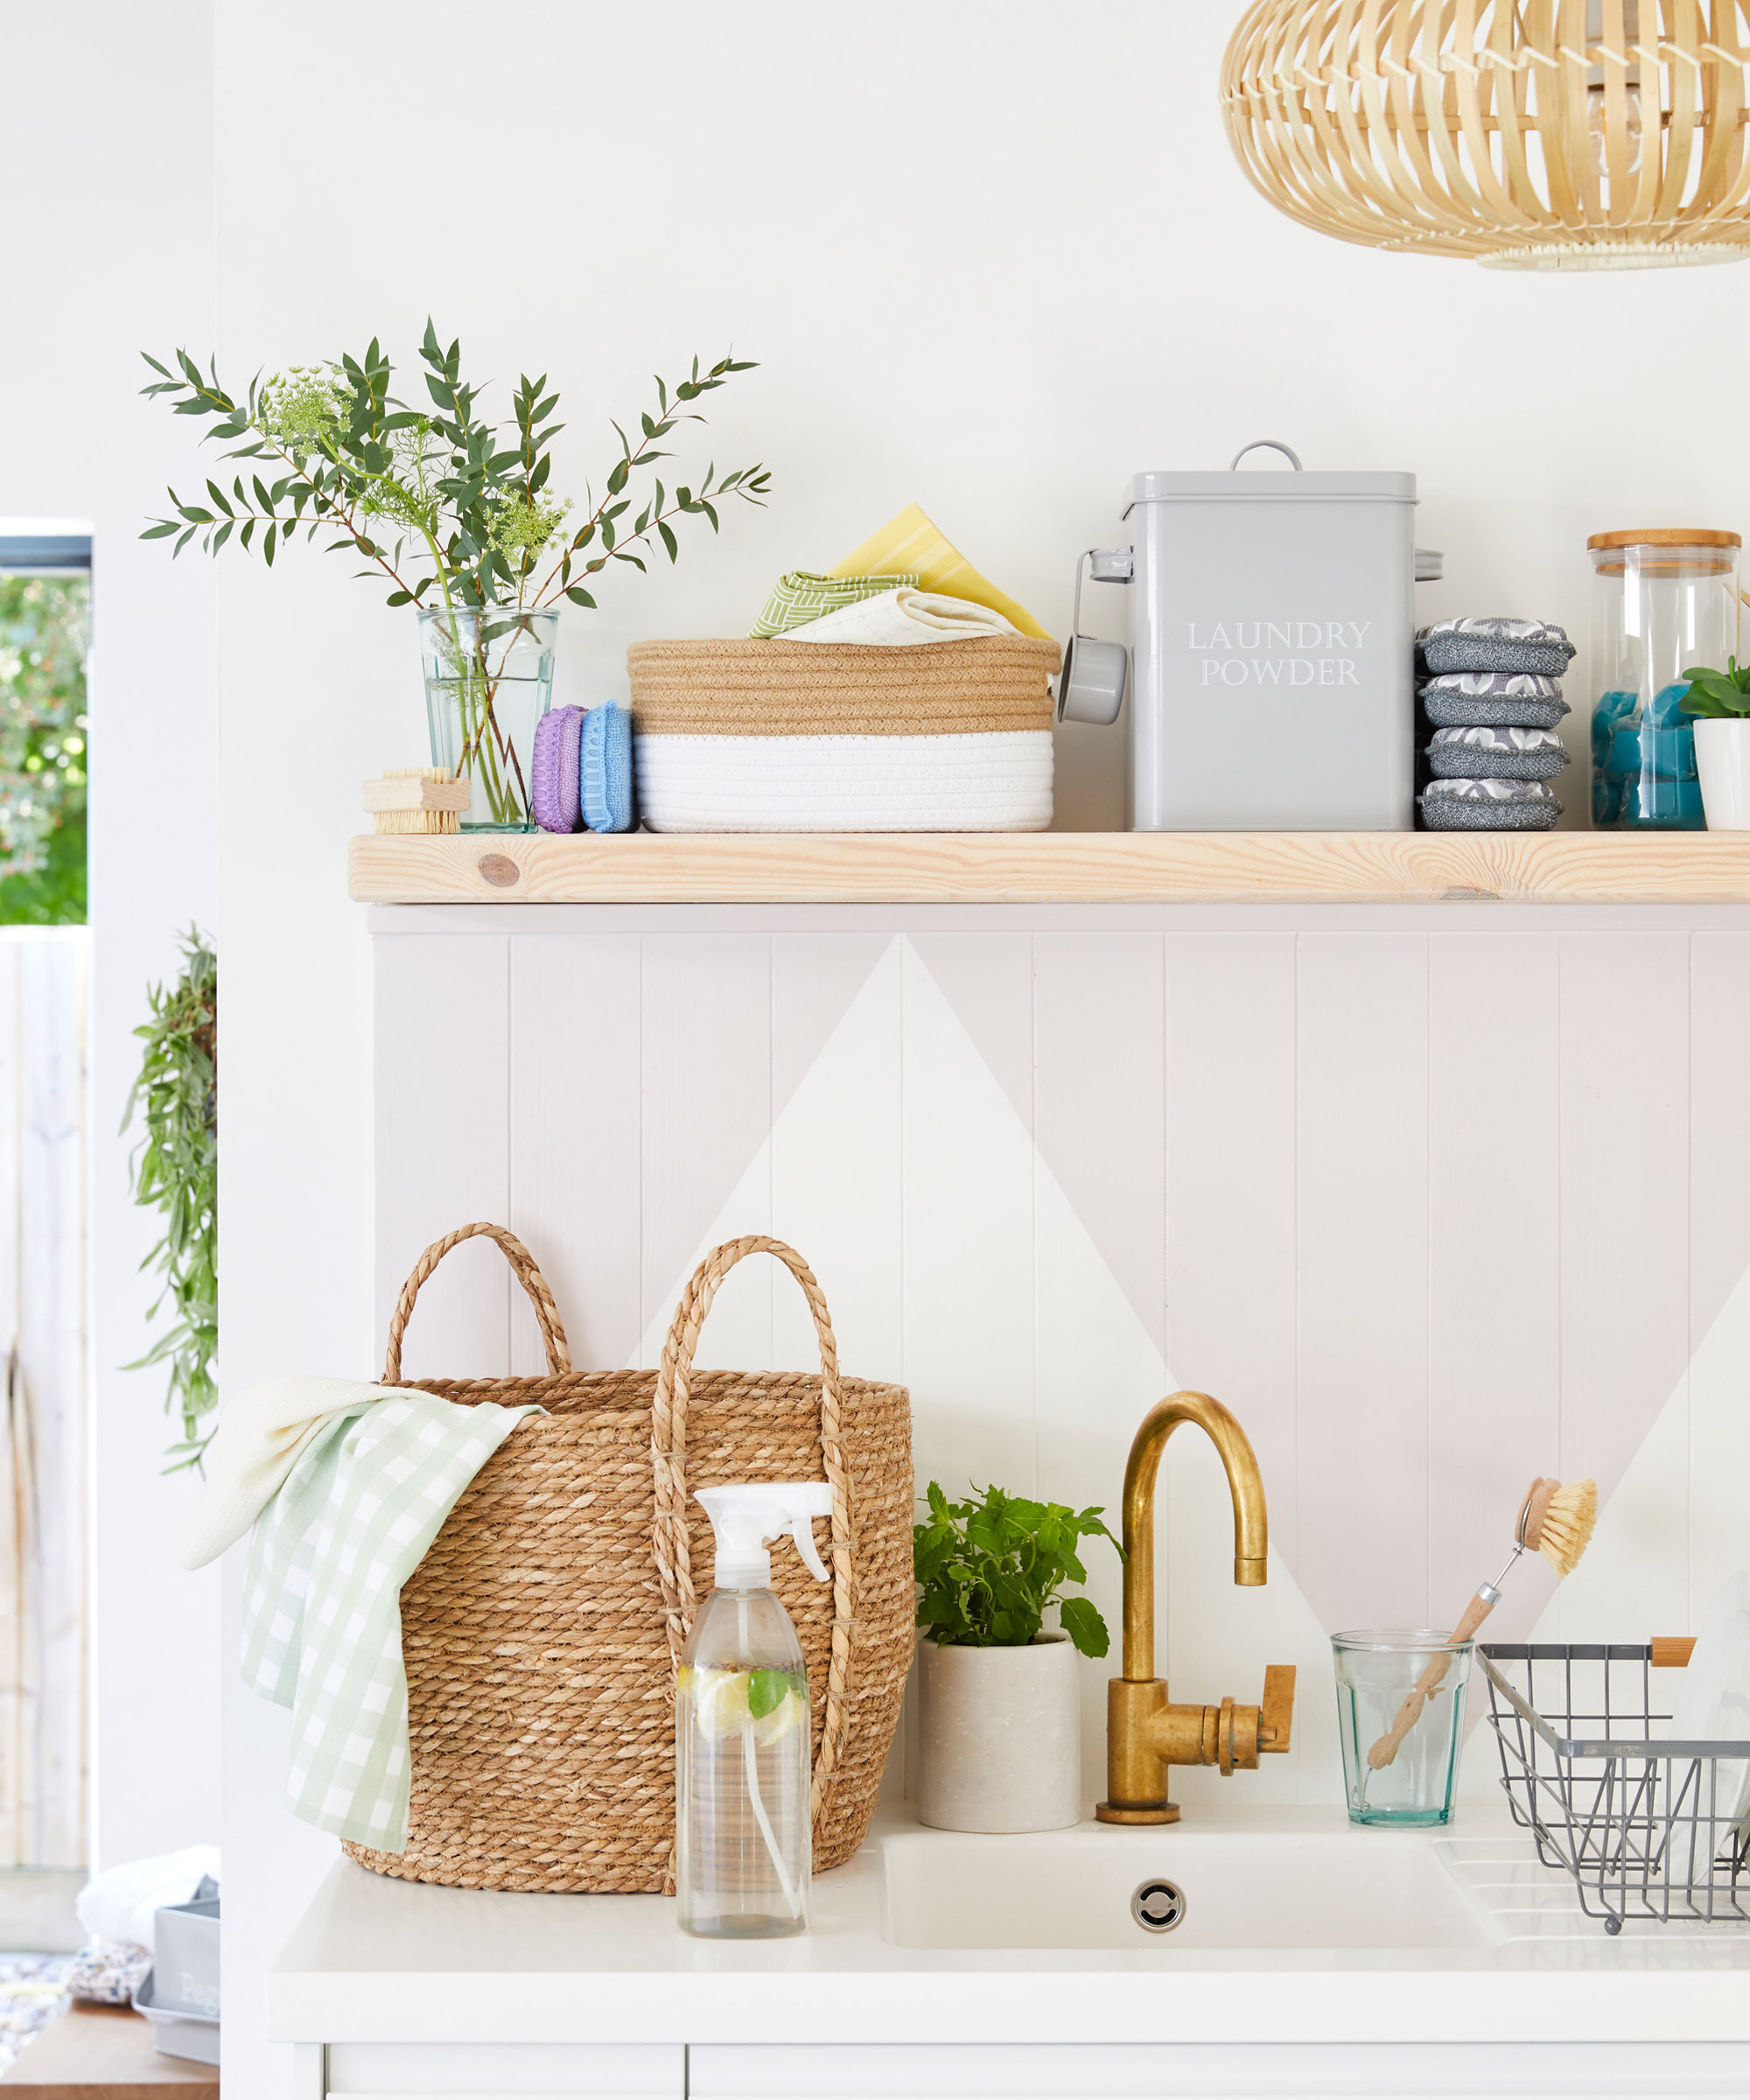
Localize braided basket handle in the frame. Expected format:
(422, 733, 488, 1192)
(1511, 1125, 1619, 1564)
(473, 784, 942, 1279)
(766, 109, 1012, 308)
(382, 1222, 572, 1384)
(651, 1236, 855, 1838)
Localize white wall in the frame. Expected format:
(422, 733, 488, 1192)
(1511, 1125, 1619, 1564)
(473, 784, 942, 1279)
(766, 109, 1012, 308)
(2, 4, 221, 1870)
(202, 3, 1750, 2092)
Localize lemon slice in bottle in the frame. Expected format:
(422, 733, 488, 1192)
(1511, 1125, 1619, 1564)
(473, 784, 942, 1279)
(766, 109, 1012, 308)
(693, 1667, 753, 1740)
(752, 1688, 808, 1748)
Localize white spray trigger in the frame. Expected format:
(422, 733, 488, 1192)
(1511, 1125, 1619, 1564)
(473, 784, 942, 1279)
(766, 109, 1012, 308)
(787, 1486, 832, 1582)
(696, 1482, 834, 1589)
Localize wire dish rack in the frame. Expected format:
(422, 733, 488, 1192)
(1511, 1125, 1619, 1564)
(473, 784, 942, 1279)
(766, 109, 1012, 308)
(1480, 1642, 1750, 1934)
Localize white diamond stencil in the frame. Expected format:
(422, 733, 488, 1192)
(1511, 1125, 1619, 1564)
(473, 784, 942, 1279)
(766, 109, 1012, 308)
(632, 934, 1347, 1808)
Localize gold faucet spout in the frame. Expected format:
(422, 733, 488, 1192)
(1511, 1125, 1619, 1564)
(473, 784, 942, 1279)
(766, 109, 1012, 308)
(1118, 1390, 1270, 1683)
(1097, 1390, 1294, 1826)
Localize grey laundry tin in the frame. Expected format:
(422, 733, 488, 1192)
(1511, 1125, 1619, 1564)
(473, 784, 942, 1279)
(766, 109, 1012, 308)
(151, 1889, 219, 2019)
(1067, 444, 1418, 831)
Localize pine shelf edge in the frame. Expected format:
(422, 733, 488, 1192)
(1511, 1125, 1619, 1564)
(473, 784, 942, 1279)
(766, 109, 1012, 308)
(346, 830, 1750, 906)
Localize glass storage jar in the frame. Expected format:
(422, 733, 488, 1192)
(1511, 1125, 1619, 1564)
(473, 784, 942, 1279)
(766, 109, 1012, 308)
(1589, 530, 1741, 830)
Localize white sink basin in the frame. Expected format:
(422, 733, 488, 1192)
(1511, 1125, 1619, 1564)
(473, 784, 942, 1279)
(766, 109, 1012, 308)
(881, 1821, 1491, 1951)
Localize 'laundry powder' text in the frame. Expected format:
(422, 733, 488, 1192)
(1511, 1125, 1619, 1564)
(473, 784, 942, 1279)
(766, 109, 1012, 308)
(1189, 620, 1371, 690)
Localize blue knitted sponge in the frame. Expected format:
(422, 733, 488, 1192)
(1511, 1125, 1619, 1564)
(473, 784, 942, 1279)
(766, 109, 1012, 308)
(581, 702, 634, 833)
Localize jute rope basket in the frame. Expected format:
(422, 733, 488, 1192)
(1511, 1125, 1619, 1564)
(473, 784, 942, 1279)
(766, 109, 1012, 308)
(1222, 1, 1750, 270)
(626, 635, 1060, 736)
(343, 1225, 914, 1894)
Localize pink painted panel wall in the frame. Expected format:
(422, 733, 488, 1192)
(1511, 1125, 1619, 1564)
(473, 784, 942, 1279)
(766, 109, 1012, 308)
(375, 910, 1749, 1795)
(1295, 934, 1431, 1633)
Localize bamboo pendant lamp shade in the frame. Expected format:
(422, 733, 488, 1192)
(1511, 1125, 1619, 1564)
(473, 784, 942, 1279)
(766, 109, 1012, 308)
(1221, 2, 1750, 269)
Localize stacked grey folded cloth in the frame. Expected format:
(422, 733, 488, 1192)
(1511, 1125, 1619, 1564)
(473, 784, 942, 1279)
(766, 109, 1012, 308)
(1415, 618, 1576, 830)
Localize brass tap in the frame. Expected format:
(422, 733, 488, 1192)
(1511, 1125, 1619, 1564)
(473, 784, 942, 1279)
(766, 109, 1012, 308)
(1096, 1390, 1296, 1825)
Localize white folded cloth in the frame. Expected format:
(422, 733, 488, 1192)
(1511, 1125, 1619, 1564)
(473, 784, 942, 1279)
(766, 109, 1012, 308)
(780, 588, 1020, 646)
(635, 731, 1053, 832)
(75, 1846, 220, 1955)
(181, 1375, 428, 1570)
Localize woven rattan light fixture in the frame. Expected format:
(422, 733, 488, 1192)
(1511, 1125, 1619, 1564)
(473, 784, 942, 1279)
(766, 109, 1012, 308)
(1222, 3, 1750, 269)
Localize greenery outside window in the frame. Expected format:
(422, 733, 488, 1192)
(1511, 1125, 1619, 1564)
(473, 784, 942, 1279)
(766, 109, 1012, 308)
(0, 537, 90, 926)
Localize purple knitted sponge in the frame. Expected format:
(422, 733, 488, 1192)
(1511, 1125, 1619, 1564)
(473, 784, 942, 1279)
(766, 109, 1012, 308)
(530, 705, 584, 832)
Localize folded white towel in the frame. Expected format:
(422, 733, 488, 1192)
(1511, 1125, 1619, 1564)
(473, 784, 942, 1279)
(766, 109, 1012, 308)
(635, 731, 1053, 832)
(181, 1374, 425, 1570)
(75, 1846, 221, 1955)
(780, 588, 1020, 647)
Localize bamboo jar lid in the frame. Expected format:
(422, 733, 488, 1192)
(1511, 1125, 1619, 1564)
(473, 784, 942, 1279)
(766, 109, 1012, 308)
(1586, 529, 1742, 550)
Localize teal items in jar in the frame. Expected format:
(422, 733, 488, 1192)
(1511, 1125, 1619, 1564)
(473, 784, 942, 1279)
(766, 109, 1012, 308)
(1588, 532, 1741, 830)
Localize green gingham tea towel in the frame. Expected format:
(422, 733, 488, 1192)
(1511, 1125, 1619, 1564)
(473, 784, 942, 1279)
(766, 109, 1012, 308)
(241, 1388, 541, 1851)
(749, 568, 918, 639)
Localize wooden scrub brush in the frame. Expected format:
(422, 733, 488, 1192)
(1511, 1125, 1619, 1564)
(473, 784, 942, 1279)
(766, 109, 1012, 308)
(362, 766, 471, 836)
(1368, 1474, 1598, 1772)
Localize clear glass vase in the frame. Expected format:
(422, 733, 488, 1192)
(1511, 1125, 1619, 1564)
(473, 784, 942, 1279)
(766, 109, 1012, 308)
(419, 606, 557, 832)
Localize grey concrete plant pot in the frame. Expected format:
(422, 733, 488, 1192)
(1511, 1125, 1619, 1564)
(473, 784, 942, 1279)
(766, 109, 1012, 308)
(917, 1631, 1081, 1833)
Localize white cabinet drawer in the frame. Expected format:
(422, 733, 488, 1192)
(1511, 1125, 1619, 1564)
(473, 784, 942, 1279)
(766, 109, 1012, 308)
(324, 2040, 685, 2098)
(688, 2040, 1750, 2098)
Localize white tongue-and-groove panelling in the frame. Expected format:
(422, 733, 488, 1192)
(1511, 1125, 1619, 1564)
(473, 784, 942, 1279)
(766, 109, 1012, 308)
(374, 909, 1750, 1806)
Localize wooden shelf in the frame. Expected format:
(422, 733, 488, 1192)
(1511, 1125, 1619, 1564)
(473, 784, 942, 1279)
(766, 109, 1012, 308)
(347, 830, 1750, 906)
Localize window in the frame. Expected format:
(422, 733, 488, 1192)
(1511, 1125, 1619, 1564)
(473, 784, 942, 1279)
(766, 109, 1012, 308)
(0, 536, 90, 926)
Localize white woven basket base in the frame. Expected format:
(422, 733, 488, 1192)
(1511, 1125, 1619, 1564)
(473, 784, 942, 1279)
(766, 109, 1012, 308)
(634, 731, 1054, 833)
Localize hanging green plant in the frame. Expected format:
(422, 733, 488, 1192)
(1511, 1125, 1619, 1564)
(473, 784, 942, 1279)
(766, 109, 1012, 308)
(122, 929, 217, 1471)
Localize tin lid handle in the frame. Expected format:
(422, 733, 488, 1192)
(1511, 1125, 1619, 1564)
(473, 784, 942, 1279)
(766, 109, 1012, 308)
(1228, 438, 1304, 472)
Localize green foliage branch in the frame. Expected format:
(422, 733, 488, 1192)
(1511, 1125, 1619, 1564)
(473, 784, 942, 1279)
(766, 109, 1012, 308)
(1680, 658, 1750, 719)
(913, 1480, 1122, 1658)
(139, 323, 768, 822)
(137, 323, 769, 617)
(122, 930, 218, 1472)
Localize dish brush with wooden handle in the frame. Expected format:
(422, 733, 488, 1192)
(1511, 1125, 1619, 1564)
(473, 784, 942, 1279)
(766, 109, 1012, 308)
(1366, 1474, 1597, 1773)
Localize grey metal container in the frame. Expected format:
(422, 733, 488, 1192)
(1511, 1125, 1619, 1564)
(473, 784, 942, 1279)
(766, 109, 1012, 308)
(1063, 444, 1419, 831)
(151, 1890, 219, 2019)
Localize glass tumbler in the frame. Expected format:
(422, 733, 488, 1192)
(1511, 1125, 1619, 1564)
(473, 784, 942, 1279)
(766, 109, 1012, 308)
(1332, 1629, 1473, 1827)
(1589, 531, 1740, 830)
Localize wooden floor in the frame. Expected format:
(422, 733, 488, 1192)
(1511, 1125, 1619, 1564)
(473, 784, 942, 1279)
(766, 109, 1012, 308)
(0, 2005, 215, 2096)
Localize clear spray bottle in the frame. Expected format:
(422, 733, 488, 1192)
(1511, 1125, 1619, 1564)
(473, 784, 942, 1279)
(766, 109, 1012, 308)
(676, 1482, 832, 1939)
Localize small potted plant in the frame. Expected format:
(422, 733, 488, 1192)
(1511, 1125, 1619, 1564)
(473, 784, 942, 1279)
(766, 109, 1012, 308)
(1682, 657, 1750, 830)
(912, 1481, 1120, 1834)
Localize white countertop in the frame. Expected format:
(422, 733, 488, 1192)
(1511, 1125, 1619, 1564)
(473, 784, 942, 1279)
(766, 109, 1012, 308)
(267, 1803, 1750, 2048)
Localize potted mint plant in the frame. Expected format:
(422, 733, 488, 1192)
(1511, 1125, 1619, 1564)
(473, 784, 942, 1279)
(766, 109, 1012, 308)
(1682, 657, 1750, 830)
(912, 1482, 1120, 1833)
(140, 326, 768, 830)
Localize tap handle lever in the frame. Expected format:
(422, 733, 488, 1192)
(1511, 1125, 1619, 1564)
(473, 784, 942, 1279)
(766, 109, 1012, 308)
(1258, 1663, 1296, 1754)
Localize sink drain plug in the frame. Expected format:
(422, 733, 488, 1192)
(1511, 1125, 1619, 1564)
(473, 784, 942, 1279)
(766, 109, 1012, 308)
(1130, 1878, 1187, 1934)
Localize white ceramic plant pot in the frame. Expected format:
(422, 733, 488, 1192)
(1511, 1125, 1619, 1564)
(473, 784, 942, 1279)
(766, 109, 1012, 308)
(917, 1632, 1081, 1834)
(1694, 718, 1750, 830)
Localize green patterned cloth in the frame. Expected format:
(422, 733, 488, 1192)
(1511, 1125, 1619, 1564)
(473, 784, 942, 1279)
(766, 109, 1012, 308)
(242, 1389, 540, 1851)
(750, 569, 918, 639)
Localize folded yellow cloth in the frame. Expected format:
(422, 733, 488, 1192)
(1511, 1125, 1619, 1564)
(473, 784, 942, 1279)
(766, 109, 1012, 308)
(830, 504, 1048, 640)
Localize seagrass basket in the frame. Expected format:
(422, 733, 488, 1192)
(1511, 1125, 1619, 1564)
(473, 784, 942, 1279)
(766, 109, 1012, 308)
(343, 1224, 914, 1894)
(626, 635, 1060, 735)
